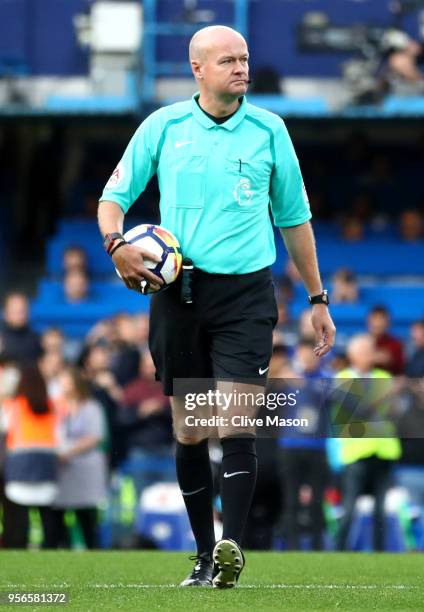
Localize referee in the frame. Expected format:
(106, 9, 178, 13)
(98, 25, 335, 588)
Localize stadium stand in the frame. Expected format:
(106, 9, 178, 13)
(2, 0, 424, 558)
(29, 219, 424, 340)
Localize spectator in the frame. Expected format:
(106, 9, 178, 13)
(298, 309, 315, 342)
(334, 334, 401, 551)
(1, 365, 58, 548)
(406, 320, 424, 377)
(41, 327, 78, 363)
(329, 351, 349, 375)
(0, 354, 20, 548)
(51, 367, 108, 549)
(78, 342, 123, 469)
(272, 329, 285, 348)
(275, 302, 298, 348)
(274, 274, 294, 304)
(244, 344, 287, 549)
(294, 338, 325, 378)
(80, 340, 122, 414)
(39, 350, 66, 400)
(0, 293, 41, 364)
(0, 354, 20, 401)
(331, 269, 359, 304)
(41, 328, 65, 355)
(63, 246, 88, 275)
(277, 339, 329, 550)
(132, 313, 150, 352)
(399, 209, 423, 242)
(394, 378, 424, 549)
(110, 314, 140, 386)
(86, 318, 116, 347)
(63, 269, 90, 304)
(120, 351, 173, 501)
(81, 343, 114, 386)
(268, 343, 294, 379)
(367, 306, 404, 374)
(340, 216, 364, 242)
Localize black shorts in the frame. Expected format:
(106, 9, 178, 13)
(148, 266, 278, 396)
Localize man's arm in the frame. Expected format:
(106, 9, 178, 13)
(280, 221, 336, 357)
(98, 200, 125, 236)
(98, 201, 162, 291)
(97, 111, 165, 291)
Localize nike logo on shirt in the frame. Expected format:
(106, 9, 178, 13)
(223, 471, 250, 479)
(259, 366, 269, 375)
(175, 140, 194, 148)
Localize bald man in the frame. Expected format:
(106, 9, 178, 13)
(335, 334, 400, 551)
(98, 25, 335, 588)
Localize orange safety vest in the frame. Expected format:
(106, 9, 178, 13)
(4, 395, 56, 451)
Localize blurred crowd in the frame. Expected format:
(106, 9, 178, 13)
(1, 270, 424, 552)
(1, 127, 424, 276)
(1, 130, 424, 550)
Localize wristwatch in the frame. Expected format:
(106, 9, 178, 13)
(308, 289, 329, 305)
(103, 232, 125, 255)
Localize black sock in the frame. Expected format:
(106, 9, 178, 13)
(220, 437, 258, 545)
(176, 439, 215, 556)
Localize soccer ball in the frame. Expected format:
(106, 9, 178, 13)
(116, 224, 182, 294)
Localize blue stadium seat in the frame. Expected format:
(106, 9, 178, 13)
(30, 299, 150, 337)
(46, 218, 152, 276)
(35, 279, 131, 304)
(348, 512, 406, 552)
(46, 236, 112, 276)
(37, 221, 424, 339)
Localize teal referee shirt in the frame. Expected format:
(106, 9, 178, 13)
(100, 93, 311, 274)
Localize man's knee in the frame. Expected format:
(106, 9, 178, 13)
(175, 433, 208, 445)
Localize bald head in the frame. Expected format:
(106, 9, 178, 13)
(347, 334, 375, 372)
(189, 25, 250, 108)
(189, 25, 247, 62)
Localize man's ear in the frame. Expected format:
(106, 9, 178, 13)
(191, 59, 203, 79)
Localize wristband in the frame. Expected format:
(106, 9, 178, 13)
(109, 240, 127, 256)
(103, 232, 125, 255)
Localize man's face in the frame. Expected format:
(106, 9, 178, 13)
(64, 249, 87, 272)
(411, 323, 424, 348)
(194, 36, 249, 98)
(368, 312, 389, 337)
(4, 295, 29, 328)
(64, 271, 88, 303)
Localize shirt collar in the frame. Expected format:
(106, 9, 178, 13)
(191, 92, 247, 131)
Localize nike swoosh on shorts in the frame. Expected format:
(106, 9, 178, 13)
(223, 471, 250, 479)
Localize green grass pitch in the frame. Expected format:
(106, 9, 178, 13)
(0, 551, 423, 611)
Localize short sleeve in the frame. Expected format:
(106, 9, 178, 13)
(99, 110, 163, 213)
(270, 119, 312, 228)
(81, 400, 105, 440)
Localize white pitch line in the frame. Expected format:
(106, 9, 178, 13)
(88, 583, 416, 590)
(1, 583, 417, 591)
